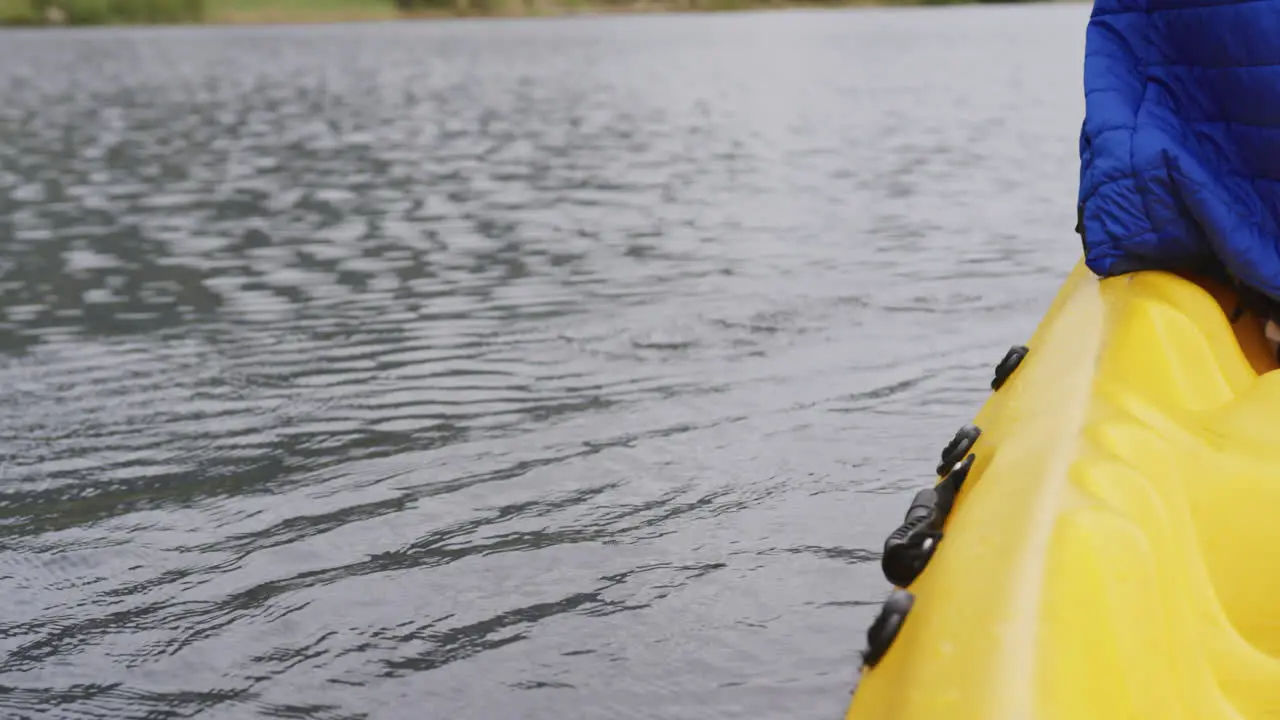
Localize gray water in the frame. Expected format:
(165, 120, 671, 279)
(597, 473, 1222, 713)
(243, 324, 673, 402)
(0, 7, 1087, 719)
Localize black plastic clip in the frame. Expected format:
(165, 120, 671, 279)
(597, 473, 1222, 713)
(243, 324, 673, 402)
(881, 487, 944, 588)
(992, 345, 1029, 391)
(882, 454, 974, 588)
(943, 453, 975, 496)
(937, 424, 981, 477)
(862, 589, 915, 668)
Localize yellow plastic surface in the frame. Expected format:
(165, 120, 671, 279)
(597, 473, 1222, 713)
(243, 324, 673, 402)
(846, 259, 1280, 720)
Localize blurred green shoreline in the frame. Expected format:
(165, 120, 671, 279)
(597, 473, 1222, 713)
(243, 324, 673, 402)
(0, 0, 1058, 27)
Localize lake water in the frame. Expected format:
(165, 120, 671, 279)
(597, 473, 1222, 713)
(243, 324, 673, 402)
(0, 6, 1088, 719)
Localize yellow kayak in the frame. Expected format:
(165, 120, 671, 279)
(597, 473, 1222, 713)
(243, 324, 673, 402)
(845, 259, 1280, 720)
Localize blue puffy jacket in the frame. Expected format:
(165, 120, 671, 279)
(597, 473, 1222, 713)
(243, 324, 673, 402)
(1078, 0, 1280, 303)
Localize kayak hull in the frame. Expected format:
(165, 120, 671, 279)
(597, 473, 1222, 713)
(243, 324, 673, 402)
(847, 259, 1280, 720)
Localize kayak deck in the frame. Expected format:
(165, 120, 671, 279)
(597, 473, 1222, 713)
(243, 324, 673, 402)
(847, 260, 1280, 719)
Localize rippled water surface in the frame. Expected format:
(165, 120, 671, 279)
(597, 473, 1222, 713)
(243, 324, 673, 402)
(0, 7, 1088, 718)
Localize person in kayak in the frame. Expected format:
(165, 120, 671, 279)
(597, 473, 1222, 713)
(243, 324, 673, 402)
(1076, 0, 1280, 359)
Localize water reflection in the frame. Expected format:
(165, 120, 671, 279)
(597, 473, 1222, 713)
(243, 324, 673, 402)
(0, 7, 1087, 720)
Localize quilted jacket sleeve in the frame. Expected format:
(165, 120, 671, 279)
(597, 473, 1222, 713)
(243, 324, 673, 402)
(1077, 0, 1280, 302)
